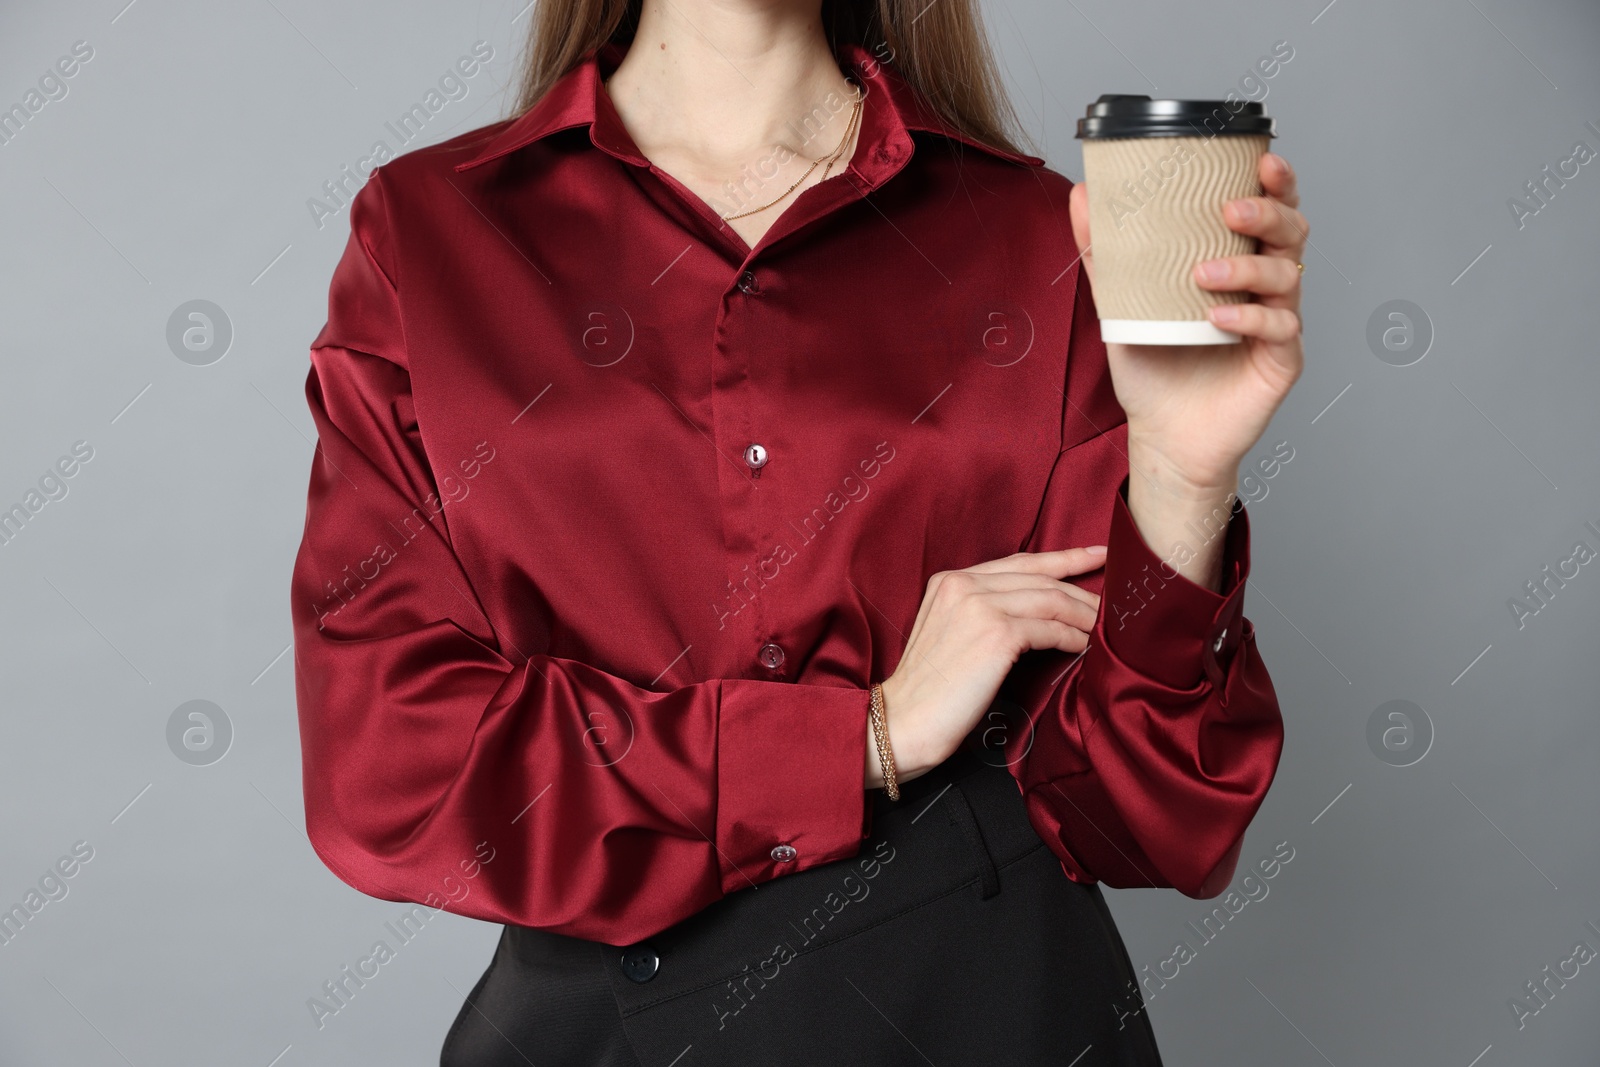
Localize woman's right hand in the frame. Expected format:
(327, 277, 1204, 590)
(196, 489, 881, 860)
(865, 547, 1108, 789)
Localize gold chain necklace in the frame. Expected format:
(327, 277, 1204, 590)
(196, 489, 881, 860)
(721, 82, 863, 221)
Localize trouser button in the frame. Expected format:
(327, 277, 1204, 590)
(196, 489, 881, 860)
(620, 943, 660, 983)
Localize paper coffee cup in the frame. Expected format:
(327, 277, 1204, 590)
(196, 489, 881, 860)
(1075, 94, 1276, 345)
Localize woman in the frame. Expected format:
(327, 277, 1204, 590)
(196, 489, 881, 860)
(290, 0, 1303, 1063)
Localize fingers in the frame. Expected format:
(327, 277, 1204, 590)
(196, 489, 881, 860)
(1259, 152, 1299, 208)
(927, 566, 1102, 611)
(964, 546, 1106, 578)
(1202, 156, 1307, 327)
(1222, 195, 1309, 253)
(1010, 616, 1092, 655)
(1207, 300, 1302, 341)
(980, 587, 1100, 636)
(935, 568, 1102, 610)
(1067, 182, 1095, 281)
(1193, 254, 1301, 299)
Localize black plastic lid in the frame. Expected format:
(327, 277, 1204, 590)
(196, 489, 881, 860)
(1075, 94, 1276, 139)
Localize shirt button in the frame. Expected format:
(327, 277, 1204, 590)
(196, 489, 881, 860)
(758, 642, 785, 670)
(1213, 627, 1228, 653)
(737, 270, 760, 295)
(619, 943, 660, 983)
(770, 844, 797, 863)
(743, 443, 769, 470)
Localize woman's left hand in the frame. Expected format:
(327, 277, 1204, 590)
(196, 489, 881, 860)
(1067, 151, 1307, 497)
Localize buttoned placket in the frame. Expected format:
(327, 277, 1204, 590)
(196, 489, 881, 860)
(576, 55, 920, 870)
(589, 60, 917, 692)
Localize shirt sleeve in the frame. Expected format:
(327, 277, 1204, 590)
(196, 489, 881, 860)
(290, 171, 872, 947)
(1002, 259, 1285, 900)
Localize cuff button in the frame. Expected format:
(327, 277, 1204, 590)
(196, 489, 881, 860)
(770, 844, 797, 863)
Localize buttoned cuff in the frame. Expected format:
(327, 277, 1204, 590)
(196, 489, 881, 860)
(1099, 476, 1251, 692)
(715, 680, 872, 895)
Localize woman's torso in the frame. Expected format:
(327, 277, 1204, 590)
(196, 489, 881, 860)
(362, 41, 1084, 700)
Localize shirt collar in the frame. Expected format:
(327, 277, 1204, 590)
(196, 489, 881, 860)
(453, 39, 1042, 175)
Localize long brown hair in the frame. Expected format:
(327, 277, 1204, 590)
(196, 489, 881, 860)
(510, 0, 1032, 158)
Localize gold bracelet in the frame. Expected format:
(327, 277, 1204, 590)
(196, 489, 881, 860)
(869, 682, 900, 801)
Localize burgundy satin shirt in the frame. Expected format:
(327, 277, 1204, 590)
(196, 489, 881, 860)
(291, 39, 1284, 946)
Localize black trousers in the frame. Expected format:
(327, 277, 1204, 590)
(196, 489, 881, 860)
(440, 746, 1164, 1066)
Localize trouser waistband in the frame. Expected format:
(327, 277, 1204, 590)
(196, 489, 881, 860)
(600, 742, 1052, 1018)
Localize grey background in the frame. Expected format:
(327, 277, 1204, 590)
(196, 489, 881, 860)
(2, 0, 1597, 1063)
